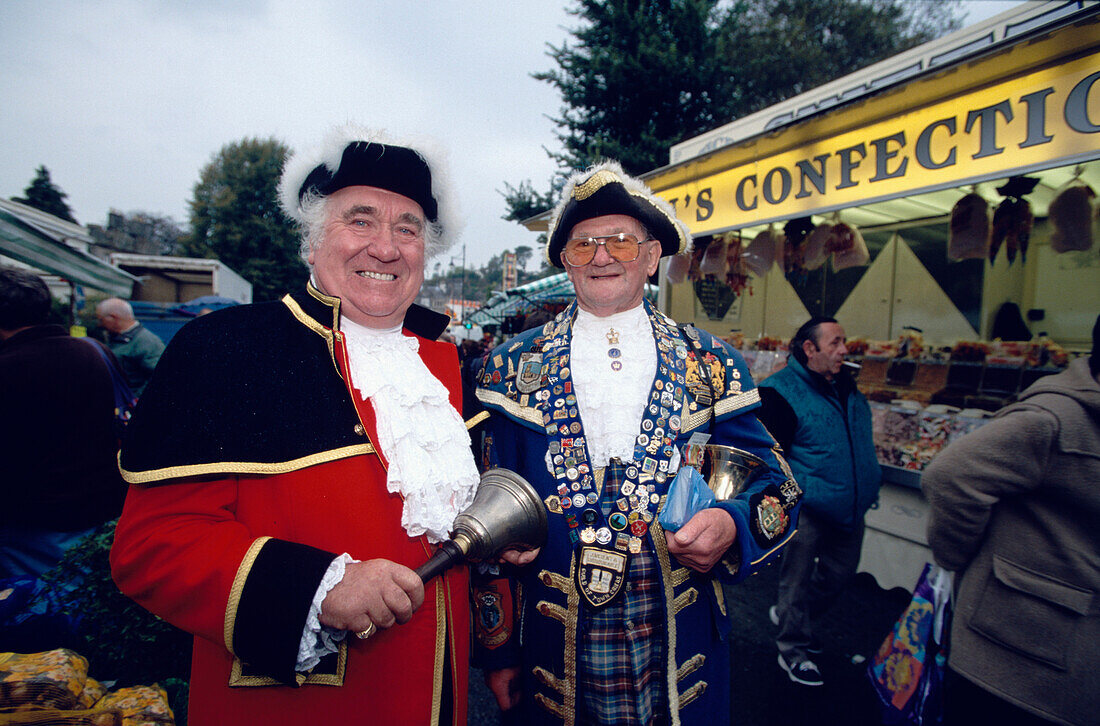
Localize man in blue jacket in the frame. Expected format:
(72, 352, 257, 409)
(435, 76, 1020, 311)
(473, 161, 802, 726)
(757, 317, 881, 687)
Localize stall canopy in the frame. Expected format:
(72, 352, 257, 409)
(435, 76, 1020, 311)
(0, 199, 137, 298)
(466, 273, 658, 326)
(644, 3, 1100, 239)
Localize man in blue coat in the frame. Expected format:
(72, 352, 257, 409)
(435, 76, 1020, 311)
(756, 317, 881, 687)
(473, 161, 802, 726)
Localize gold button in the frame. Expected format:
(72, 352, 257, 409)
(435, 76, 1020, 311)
(354, 424, 366, 436)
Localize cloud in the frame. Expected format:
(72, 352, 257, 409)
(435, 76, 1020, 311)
(0, 0, 572, 266)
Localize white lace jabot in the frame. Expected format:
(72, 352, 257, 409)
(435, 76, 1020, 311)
(339, 317, 479, 543)
(570, 304, 656, 467)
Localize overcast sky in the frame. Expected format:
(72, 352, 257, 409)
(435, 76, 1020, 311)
(0, 1, 1022, 271)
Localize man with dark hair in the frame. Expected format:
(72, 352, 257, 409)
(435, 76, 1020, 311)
(756, 316, 881, 686)
(922, 313, 1100, 726)
(0, 267, 126, 579)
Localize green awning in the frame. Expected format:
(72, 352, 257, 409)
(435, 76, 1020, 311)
(0, 209, 136, 297)
(467, 273, 657, 326)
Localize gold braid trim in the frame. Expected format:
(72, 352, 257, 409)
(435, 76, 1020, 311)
(228, 643, 346, 687)
(224, 536, 271, 655)
(531, 561, 580, 725)
(283, 292, 341, 379)
(120, 444, 376, 485)
(475, 387, 543, 426)
(534, 692, 568, 719)
(680, 388, 761, 433)
(679, 681, 708, 709)
(676, 654, 706, 682)
(572, 169, 619, 200)
(533, 666, 566, 693)
(713, 581, 727, 617)
(431, 582, 446, 726)
(750, 527, 799, 567)
(652, 520, 684, 726)
(670, 567, 692, 588)
(535, 600, 569, 625)
(465, 411, 490, 430)
(672, 588, 699, 615)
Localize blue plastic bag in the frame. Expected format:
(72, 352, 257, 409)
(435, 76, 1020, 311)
(658, 466, 716, 532)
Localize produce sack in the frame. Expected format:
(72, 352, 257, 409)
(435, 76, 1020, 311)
(868, 563, 953, 726)
(1049, 184, 1096, 253)
(948, 193, 989, 261)
(657, 466, 716, 533)
(0, 649, 89, 711)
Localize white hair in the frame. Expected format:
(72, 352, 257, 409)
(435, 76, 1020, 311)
(278, 124, 461, 266)
(96, 297, 134, 320)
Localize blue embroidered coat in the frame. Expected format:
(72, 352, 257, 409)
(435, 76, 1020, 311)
(472, 301, 802, 726)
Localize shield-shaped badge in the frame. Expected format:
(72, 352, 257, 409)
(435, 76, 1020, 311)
(574, 546, 628, 609)
(516, 352, 543, 394)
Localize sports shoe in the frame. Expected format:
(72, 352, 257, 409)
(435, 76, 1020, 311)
(778, 653, 824, 687)
(768, 606, 822, 654)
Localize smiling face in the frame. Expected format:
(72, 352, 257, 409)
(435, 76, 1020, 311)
(803, 322, 849, 380)
(564, 214, 661, 318)
(308, 185, 427, 329)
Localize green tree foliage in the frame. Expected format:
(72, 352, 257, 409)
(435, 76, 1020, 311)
(720, 0, 959, 113)
(507, 0, 961, 218)
(183, 137, 305, 302)
(500, 180, 559, 222)
(536, 0, 735, 176)
(12, 165, 78, 223)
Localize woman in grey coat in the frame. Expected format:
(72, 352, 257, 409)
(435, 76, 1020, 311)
(922, 315, 1100, 726)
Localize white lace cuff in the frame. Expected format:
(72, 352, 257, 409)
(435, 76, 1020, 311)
(295, 553, 356, 673)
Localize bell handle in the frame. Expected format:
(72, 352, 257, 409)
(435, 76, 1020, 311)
(415, 533, 474, 583)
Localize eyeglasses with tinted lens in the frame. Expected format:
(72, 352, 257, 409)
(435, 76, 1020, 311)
(563, 233, 647, 267)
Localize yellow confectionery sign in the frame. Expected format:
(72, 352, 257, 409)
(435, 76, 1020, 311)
(656, 51, 1100, 235)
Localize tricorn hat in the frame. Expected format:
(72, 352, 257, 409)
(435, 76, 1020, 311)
(545, 160, 690, 268)
(278, 124, 460, 254)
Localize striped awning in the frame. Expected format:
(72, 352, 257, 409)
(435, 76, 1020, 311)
(466, 272, 657, 326)
(0, 208, 137, 297)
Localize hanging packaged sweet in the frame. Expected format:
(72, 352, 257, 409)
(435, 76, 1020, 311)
(948, 191, 990, 261)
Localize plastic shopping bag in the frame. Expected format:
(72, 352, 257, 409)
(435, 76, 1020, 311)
(867, 562, 953, 726)
(657, 466, 716, 533)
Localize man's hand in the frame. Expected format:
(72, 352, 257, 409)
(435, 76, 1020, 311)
(665, 508, 737, 573)
(319, 559, 424, 635)
(498, 547, 540, 567)
(486, 666, 522, 711)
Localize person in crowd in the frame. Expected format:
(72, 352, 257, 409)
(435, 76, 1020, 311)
(472, 161, 801, 725)
(0, 268, 126, 579)
(922, 314, 1100, 726)
(110, 125, 480, 725)
(95, 297, 165, 396)
(756, 317, 882, 687)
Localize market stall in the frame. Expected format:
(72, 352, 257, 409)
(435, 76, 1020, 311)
(641, 2, 1100, 590)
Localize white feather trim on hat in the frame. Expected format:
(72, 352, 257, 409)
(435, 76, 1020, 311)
(544, 159, 692, 265)
(277, 123, 462, 258)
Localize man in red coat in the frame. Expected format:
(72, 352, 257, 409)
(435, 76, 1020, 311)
(111, 125, 478, 725)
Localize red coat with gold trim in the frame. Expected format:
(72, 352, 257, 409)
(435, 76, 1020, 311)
(111, 284, 470, 725)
